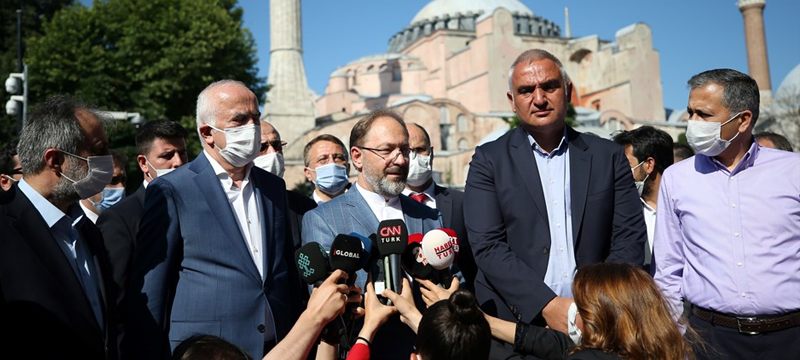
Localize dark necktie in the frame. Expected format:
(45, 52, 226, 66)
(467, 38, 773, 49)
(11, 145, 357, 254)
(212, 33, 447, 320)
(410, 192, 428, 204)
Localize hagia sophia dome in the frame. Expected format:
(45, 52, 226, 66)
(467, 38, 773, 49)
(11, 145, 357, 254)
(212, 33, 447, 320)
(410, 0, 534, 24)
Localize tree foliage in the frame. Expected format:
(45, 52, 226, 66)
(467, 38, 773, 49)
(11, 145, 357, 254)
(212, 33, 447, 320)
(23, 0, 263, 188)
(0, 0, 74, 151)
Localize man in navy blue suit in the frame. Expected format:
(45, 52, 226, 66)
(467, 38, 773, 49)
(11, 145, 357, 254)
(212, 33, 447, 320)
(464, 49, 646, 359)
(124, 80, 300, 359)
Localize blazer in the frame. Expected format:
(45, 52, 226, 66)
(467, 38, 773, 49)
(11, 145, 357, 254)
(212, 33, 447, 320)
(302, 187, 440, 360)
(97, 185, 146, 296)
(464, 126, 645, 323)
(0, 186, 116, 359)
(123, 153, 300, 359)
(286, 189, 317, 251)
(433, 184, 477, 290)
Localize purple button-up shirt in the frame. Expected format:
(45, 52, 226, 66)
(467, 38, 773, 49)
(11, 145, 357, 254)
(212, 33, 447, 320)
(654, 142, 800, 318)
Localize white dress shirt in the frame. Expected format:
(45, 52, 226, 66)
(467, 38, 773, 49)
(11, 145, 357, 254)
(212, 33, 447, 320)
(205, 150, 265, 278)
(356, 182, 404, 221)
(79, 201, 100, 224)
(641, 198, 656, 266)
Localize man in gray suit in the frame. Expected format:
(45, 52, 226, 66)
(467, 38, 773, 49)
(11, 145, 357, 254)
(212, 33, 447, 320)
(302, 109, 439, 359)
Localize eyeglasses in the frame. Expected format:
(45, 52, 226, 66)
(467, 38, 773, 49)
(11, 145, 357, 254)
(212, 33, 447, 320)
(11, 167, 22, 175)
(314, 153, 348, 166)
(358, 145, 410, 162)
(260, 140, 287, 153)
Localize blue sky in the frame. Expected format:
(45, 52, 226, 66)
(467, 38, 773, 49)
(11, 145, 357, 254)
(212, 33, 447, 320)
(240, 0, 799, 113)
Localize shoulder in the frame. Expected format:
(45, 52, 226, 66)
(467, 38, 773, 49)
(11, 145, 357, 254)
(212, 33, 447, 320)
(757, 146, 800, 167)
(287, 190, 317, 214)
(574, 131, 622, 155)
(475, 128, 516, 155)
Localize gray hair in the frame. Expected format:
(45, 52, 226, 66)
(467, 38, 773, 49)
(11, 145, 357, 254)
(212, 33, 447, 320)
(687, 69, 760, 124)
(195, 79, 252, 139)
(17, 95, 90, 175)
(507, 49, 572, 94)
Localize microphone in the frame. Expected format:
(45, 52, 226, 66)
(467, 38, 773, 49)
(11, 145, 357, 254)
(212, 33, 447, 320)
(349, 232, 375, 270)
(402, 233, 434, 280)
(421, 229, 458, 270)
(295, 242, 331, 286)
(376, 219, 408, 304)
(329, 234, 364, 285)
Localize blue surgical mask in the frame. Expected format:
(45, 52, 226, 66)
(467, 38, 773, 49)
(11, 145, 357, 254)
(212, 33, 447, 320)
(312, 163, 349, 195)
(97, 187, 125, 211)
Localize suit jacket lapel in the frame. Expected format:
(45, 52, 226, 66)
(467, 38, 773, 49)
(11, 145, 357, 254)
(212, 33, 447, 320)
(344, 189, 379, 234)
(75, 217, 111, 331)
(434, 185, 451, 228)
(251, 174, 274, 283)
(509, 128, 550, 227)
(191, 154, 261, 281)
(567, 128, 591, 245)
(10, 191, 101, 333)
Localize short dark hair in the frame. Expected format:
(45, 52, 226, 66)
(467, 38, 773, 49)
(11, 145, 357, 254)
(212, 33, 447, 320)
(754, 131, 794, 152)
(0, 138, 19, 175)
(613, 126, 674, 175)
(349, 109, 407, 148)
(416, 289, 491, 360)
(672, 143, 694, 162)
(688, 69, 760, 124)
(135, 120, 188, 156)
(172, 335, 251, 360)
(303, 134, 348, 166)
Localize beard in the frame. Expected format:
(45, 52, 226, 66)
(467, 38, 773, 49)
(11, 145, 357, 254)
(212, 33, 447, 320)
(51, 156, 87, 205)
(364, 164, 407, 198)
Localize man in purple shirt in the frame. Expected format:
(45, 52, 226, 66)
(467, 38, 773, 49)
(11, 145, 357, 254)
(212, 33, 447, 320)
(654, 68, 800, 360)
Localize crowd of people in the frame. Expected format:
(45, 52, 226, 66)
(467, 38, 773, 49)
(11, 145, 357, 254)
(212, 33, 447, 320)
(0, 48, 798, 360)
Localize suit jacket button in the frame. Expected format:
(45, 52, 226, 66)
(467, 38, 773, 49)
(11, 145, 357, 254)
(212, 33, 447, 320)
(257, 324, 266, 333)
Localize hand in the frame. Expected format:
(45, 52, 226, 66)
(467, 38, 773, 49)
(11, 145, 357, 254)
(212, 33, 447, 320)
(541, 296, 572, 335)
(417, 277, 459, 308)
(358, 282, 397, 341)
(305, 270, 350, 326)
(382, 278, 422, 333)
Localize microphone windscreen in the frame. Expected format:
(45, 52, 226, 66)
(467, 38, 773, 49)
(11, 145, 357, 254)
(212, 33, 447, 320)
(401, 242, 433, 279)
(439, 228, 460, 253)
(376, 219, 408, 256)
(408, 233, 423, 244)
(349, 232, 375, 269)
(329, 234, 364, 275)
(421, 229, 457, 270)
(295, 242, 331, 285)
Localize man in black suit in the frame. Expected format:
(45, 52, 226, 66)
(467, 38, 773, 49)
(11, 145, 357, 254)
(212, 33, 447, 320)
(464, 49, 646, 358)
(403, 123, 477, 289)
(0, 95, 118, 359)
(96, 120, 188, 296)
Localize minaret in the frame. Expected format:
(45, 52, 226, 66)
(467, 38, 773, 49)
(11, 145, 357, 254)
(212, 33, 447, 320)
(738, 0, 772, 102)
(564, 7, 571, 38)
(264, 0, 315, 147)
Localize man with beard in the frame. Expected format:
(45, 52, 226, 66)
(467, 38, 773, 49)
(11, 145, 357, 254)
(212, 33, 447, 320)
(0, 95, 117, 359)
(302, 109, 440, 359)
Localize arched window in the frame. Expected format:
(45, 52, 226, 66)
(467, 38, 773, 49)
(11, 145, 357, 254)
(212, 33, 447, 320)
(456, 114, 468, 132)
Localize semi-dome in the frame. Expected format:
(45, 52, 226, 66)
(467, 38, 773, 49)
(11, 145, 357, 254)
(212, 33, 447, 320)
(410, 0, 534, 25)
(775, 63, 800, 100)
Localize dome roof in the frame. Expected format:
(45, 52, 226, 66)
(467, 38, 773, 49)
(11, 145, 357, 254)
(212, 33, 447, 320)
(775, 63, 800, 100)
(410, 0, 534, 24)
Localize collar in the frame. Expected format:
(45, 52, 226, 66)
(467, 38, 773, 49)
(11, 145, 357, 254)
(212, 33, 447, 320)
(527, 128, 569, 157)
(203, 149, 252, 184)
(355, 182, 400, 205)
(17, 178, 83, 228)
(702, 139, 759, 175)
(402, 181, 436, 200)
(640, 197, 656, 213)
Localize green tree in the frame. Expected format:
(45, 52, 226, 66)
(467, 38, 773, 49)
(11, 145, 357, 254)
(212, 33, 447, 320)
(0, 0, 74, 151)
(25, 0, 264, 188)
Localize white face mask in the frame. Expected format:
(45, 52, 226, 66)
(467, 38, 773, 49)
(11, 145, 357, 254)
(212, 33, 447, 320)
(686, 112, 743, 157)
(406, 150, 432, 187)
(208, 123, 261, 168)
(60, 151, 114, 199)
(145, 157, 175, 180)
(253, 151, 285, 177)
(630, 161, 649, 197)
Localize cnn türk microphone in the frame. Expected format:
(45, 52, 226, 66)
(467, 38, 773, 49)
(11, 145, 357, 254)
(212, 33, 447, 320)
(329, 234, 364, 285)
(295, 242, 331, 286)
(376, 219, 408, 303)
(421, 229, 458, 270)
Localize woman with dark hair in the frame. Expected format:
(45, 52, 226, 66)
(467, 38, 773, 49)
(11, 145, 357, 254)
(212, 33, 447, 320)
(415, 289, 491, 360)
(486, 263, 694, 359)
